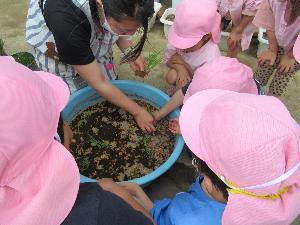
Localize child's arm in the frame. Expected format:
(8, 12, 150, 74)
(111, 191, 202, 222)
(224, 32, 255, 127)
(258, 30, 278, 66)
(120, 182, 154, 212)
(153, 89, 185, 121)
(98, 179, 155, 223)
(228, 15, 254, 49)
(167, 54, 192, 88)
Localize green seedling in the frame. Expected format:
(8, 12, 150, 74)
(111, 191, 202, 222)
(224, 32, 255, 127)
(135, 50, 163, 77)
(12, 52, 37, 70)
(81, 157, 90, 171)
(90, 137, 111, 149)
(145, 50, 163, 73)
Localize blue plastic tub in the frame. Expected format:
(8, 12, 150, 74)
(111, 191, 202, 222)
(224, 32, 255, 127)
(62, 80, 185, 186)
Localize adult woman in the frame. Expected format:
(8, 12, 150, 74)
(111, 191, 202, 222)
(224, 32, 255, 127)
(26, 0, 155, 132)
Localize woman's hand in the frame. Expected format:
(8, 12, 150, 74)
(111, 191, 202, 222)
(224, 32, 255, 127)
(258, 49, 277, 66)
(277, 54, 296, 73)
(133, 107, 155, 132)
(129, 55, 146, 72)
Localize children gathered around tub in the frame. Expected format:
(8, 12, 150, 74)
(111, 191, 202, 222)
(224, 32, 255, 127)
(1, 0, 300, 224)
(165, 0, 221, 94)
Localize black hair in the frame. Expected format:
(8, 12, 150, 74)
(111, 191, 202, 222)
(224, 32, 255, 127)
(290, 0, 300, 25)
(192, 153, 229, 201)
(57, 114, 64, 143)
(102, 0, 154, 63)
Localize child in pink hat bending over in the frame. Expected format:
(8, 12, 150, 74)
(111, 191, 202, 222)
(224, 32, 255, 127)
(119, 89, 300, 225)
(154, 56, 261, 134)
(0, 57, 154, 225)
(165, 0, 221, 94)
(253, 0, 300, 96)
(217, 0, 262, 57)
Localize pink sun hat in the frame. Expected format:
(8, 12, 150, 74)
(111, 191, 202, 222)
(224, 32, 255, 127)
(0, 56, 80, 225)
(183, 56, 258, 103)
(179, 89, 300, 225)
(294, 35, 300, 63)
(168, 0, 221, 49)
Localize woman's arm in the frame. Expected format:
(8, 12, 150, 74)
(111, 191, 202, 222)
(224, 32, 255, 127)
(73, 61, 155, 132)
(117, 38, 146, 72)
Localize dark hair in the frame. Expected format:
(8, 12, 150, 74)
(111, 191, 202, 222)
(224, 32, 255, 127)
(102, 0, 154, 63)
(290, 0, 300, 24)
(192, 153, 229, 201)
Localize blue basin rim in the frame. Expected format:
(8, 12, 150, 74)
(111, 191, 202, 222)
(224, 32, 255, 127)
(62, 80, 185, 185)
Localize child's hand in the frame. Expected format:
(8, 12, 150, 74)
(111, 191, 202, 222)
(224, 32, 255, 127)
(133, 107, 156, 133)
(170, 53, 185, 65)
(176, 67, 191, 88)
(258, 49, 277, 66)
(277, 54, 296, 73)
(168, 118, 181, 134)
(119, 182, 143, 197)
(227, 28, 242, 50)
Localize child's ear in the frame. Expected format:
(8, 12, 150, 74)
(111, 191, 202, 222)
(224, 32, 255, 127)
(204, 175, 214, 193)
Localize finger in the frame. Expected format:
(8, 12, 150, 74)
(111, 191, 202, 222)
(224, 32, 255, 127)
(139, 61, 145, 71)
(149, 124, 156, 132)
(270, 58, 275, 66)
(277, 64, 283, 73)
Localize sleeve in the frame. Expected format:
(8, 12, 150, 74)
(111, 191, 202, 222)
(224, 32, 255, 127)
(44, 4, 95, 65)
(165, 43, 177, 63)
(242, 0, 262, 16)
(150, 199, 172, 225)
(252, 0, 275, 30)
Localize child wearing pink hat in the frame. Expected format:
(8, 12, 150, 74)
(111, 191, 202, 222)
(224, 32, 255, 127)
(118, 89, 300, 225)
(253, 0, 300, 96)
(217, 0, 262, 57)
(153, 56, 260, 134)
(165, 0, 221, 93)
(179, 89, 300, 225)
(0, 57, 154, 225)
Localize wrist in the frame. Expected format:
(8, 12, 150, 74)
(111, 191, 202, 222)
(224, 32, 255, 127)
(130, 104, 142, 117)
(268, 47, 278, 54)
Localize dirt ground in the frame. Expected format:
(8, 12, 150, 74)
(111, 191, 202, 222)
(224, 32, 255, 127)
(1, 1, 299, 224)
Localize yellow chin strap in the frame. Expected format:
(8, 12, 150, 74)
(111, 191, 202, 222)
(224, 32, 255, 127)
(220, 176, 290, 201)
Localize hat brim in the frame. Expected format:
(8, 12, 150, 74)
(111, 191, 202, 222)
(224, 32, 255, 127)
(34, 71, 70, 112)
(168, 25, 204, 49)
(293, 35, 300, 63)
(11, 141, 80, 225)
(179, 89, 233, 158)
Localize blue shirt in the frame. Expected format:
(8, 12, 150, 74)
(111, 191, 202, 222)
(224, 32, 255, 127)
(150, 177, 226, 225)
